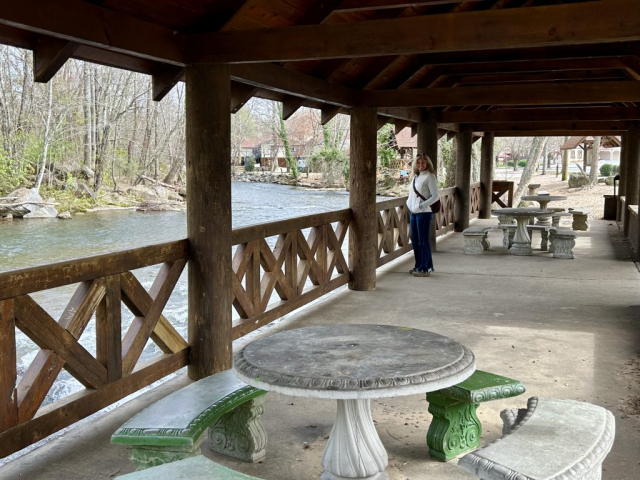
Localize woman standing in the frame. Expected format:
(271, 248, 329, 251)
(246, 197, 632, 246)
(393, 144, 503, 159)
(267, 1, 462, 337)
(407, 153, 439, 277)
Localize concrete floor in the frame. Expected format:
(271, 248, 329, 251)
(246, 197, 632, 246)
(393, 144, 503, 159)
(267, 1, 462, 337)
(2, 218, 639, 480)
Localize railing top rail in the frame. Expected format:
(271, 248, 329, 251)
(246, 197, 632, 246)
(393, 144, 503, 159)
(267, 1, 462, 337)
(231, 208, 351, 246)
(0, 239, 189, 300)
(375, 197, 408, 211)
(440, 186, 457, 196)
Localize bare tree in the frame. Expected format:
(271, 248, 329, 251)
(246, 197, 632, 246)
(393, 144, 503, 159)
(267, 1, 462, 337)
(513, 136, 549, 206)
(588, 136, 601, 187)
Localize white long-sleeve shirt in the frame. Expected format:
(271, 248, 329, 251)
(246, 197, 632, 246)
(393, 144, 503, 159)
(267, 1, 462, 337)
(407, 171, 439, 214)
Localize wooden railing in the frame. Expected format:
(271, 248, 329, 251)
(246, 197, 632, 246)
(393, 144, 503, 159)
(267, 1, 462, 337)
(0, 186, 481, 457)
(376, 198, 412, 267)
(492, 180, 514, 208)
(435, 186, 457, 236)
(0, 241, 190, 457)
(230, 210, 351, 339)
(470, 182, 481, 218)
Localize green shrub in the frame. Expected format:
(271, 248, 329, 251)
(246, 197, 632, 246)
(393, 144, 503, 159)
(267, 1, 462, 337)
(517, 159, 527, 167)
(599, 163, 613, 177)
(506, 161, 514, 167)
(244, 158, 255, 172)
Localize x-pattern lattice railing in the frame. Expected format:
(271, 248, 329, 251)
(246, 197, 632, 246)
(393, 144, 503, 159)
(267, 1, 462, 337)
(470, 182, 481, 218)
(434, 187, 457, 236)
(376, 198, 412, 267)
(230, 210, 351, 339)
(0, 241, 189, 456)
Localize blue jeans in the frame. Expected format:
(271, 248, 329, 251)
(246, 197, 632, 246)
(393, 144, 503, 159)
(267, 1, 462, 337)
(410, 212, 434, 273)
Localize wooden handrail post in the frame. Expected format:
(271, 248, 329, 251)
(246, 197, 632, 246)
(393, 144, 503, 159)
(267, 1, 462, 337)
(349, 107, 378, 291)
(455, 125, 473, 232)
(480, 132, 495, 219)
(418, 110, 438, 251)
(618, 132, 628, 223)
(186, 64, 232, 379)
(624, 122, 640, 239)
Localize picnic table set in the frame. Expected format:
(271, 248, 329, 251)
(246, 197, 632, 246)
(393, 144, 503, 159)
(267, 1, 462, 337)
(462, 193, 590, 259)
(114, 323, 615, 480)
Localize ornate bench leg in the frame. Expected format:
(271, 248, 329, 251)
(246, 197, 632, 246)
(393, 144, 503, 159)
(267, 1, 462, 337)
(128, 439, 203, 470)
(481, 233, 490, 251)
(501, 228, 510, 248)
(552, 237, 575, 259)
(508, 229, 515, 249)
(540, 230, 549, 251)
(209, 393, 267, 462)
(463, 235, 485, 254)
(426, 393, 481, 462)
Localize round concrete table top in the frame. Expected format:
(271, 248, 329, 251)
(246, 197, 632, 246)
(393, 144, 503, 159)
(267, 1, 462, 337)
(234, 324, 475, 400)
(521, 195, 567, 202)
(492, 207, 547, 218)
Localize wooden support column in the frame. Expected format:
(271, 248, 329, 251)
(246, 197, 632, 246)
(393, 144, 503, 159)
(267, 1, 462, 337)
(417, 110, 439, 251)
(480, 132, 495, 219)
(186, 64, 232, 380)
(455, 125, 473, 232)
(618, 132, 628, 223)
(624, 122, 640, 237)
(349, 107, 378, 291)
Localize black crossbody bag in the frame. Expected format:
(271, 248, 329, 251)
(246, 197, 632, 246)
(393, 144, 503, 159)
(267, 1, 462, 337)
(412, 177, 441, 213)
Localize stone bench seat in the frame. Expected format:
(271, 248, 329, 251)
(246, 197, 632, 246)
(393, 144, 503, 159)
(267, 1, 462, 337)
(459, 397, 615, 480)
(111, 370, 267, 470)
(118, 455, 263, 479)
(426, 370, 525, 461)
(568, 208, 590, 231)
(549, 228, 578, 259)
(462, 226, 494, 254)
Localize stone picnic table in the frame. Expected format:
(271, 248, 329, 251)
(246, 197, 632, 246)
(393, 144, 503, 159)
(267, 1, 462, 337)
(520, 195, 567, 226)
(492, 208, 548, 256)
(234, 324, 476, 480)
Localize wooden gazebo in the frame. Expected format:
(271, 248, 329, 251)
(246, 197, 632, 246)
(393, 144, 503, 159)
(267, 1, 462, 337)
(0, 0, 639, 457)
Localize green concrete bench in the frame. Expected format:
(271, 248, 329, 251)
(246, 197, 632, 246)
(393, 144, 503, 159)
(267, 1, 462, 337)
(426, 370, 525, 461)
(118, 455, 263, 479)
(112, 370, 267, 470)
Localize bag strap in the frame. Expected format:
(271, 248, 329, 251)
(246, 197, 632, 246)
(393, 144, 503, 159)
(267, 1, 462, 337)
(412, 178, 427, 201)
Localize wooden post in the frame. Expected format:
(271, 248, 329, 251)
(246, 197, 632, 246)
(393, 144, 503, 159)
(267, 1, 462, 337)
(624, 122, 640, 238)
(349, 107, 378, 291)
(618, 132, 628, 223)
(418, 109, 438, 251)
(186, 64, 232, 380)
(455, 125, 473, 232)
(479, 132, 495, 219)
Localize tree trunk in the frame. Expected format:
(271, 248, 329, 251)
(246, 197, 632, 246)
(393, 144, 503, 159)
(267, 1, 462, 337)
(83, 63, 92, 168)
(589, 136, 601, 186)
(35, 81, 53, 192)
(513, 137, 548, 206)
(561, 136, 569, 181)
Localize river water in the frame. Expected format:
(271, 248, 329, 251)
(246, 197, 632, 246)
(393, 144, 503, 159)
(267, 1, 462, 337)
(1, 182, 359, 409)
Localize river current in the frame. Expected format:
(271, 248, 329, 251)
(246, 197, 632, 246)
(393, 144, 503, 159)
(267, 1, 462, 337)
(1, 182, 361, 408)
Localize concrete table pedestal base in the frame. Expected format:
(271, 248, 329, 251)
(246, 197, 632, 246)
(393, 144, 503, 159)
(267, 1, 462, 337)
(321, 399, 389, 480)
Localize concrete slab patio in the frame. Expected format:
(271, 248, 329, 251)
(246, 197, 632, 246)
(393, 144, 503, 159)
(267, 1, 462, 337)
(1, 218, 639, 480)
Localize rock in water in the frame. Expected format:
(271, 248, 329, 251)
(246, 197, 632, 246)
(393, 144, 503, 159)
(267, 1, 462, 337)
(57, 211, 72, 219)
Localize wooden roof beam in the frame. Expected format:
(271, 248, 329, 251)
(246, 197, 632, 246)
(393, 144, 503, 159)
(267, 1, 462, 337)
(231, 83, 258, 113)
(359, 81, 640, 108)
(493, 130, 624, 137)
(336, 0, 469, 12)
(0, 0, 184, 65)
(152, 66, 184, 102)
(33, 35, 78, 83)
(439, 106, 640, 123)
(190, 0, 640, 63)
(469, 121, 630, 132)
(282, 98, 305, 120)
(321, 106, 343, 125)
(229, 64, 356, 107)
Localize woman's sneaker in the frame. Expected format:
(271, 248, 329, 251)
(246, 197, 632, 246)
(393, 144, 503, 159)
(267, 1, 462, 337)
(411, 270, 431, 277)
(409, 268, 416, 274)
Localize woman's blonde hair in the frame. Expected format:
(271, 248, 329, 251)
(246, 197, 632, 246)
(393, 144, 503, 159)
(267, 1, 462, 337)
(412, 153, 435, 177)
